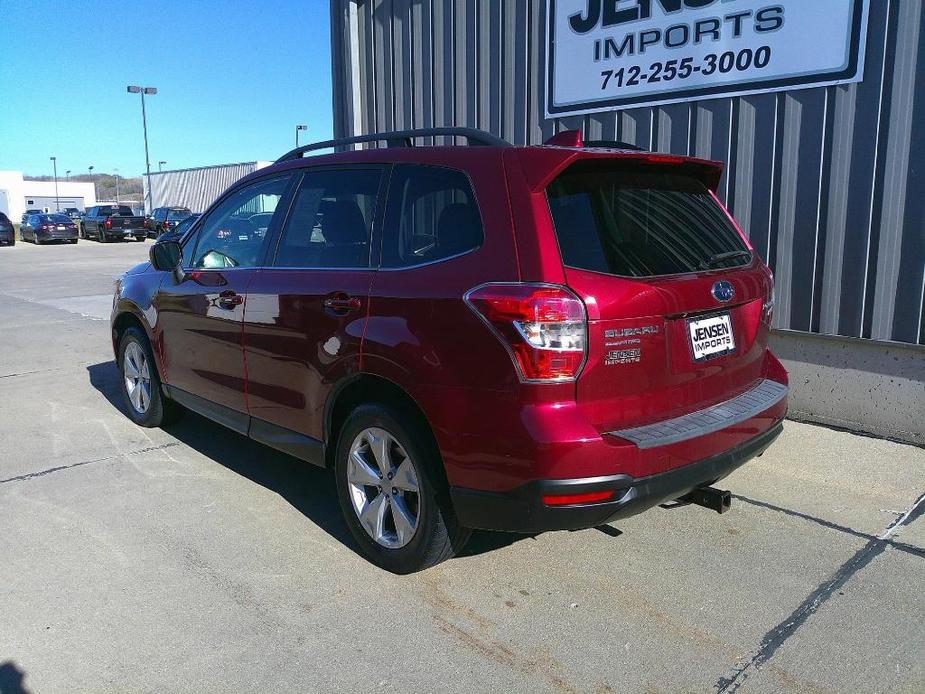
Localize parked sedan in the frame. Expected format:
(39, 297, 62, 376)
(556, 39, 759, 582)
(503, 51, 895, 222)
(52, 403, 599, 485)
(0, 212, 14, 246)
(21, 213, 78, 244)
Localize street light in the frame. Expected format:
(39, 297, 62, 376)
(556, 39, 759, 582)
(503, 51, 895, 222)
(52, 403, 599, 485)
(50, 156, 59, 211)
(296, 124, 308, 147)
(65, 170, 71, 181)
(158, 160, 166, 172)
(89, 165, 96, 203)
(127, 85, 157, 213)
(114, 168, 120, 203)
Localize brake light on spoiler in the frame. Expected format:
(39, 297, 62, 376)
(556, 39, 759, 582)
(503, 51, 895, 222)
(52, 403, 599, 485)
(465, 283, 587, 382)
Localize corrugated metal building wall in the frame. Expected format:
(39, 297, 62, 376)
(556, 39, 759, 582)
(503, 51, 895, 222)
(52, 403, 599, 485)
(143, 161, 271, 213)
(330, 0, 925, 347)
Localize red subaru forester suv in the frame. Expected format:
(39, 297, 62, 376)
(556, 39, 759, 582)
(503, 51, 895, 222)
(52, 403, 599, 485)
(111, 128, 787, 573)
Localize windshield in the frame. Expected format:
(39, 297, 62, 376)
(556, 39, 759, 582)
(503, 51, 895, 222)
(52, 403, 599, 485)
(547, 165, 751, 278)
(168, 208, 192, 220)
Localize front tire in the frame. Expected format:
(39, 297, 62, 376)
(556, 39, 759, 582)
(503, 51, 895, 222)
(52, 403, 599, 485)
(118, 326, 181, 428)
(335, 404, 469, 573)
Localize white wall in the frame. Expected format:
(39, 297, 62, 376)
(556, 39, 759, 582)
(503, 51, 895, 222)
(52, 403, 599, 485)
(0, 171, 97, 220)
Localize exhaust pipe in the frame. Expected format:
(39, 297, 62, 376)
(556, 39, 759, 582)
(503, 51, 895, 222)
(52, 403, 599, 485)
(678, 486, 732, 514)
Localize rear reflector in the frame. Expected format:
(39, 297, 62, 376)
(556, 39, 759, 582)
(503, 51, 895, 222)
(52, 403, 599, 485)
(542, 490, 615, 506)
(465, 283, 587, 382)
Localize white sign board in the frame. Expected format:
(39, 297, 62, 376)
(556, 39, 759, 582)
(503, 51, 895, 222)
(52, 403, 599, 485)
(547, 0, 871, 117)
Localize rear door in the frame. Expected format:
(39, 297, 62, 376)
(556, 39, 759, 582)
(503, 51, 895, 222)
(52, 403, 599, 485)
(242, 165, 385, 441)
(544, 160, 773, 434)
(155, 173, 294, 430)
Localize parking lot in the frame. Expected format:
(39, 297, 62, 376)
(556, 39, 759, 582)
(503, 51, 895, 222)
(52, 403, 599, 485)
(0, 240, 922, 693)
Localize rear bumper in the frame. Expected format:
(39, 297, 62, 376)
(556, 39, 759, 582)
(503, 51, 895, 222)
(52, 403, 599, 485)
(107, 230, 145, 240)
(450, 420, 783, 533)
(37, 230, 78, 241)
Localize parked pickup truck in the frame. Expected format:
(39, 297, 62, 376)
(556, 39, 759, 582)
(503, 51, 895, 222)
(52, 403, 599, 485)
(80, 205, 147, 242)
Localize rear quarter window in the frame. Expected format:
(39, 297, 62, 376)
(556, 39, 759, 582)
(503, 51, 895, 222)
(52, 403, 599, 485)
(382, 164, 483, 268)
(547, 163, 751, 278)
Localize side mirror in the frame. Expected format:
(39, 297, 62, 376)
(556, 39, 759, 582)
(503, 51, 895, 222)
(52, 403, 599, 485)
(150, 240, 186, 283)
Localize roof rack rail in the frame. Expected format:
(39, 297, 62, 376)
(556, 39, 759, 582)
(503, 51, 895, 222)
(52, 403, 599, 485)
(276, 127, 510, 162)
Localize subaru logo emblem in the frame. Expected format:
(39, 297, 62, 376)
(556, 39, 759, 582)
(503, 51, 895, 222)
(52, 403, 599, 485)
(712, 280, 735, 303)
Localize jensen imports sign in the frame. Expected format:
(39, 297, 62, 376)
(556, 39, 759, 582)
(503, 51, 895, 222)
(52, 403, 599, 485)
(546, 0, 871, 116)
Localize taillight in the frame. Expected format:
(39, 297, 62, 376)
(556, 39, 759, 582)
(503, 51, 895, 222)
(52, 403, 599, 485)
(163, 220, 169, 230)
(762, 274, 775, 325)
(104, 218, 112, 229)
(465, 283, 587, 382)
(144, 219, 150, 229)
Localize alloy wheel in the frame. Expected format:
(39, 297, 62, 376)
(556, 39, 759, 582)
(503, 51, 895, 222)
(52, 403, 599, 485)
(346, 427, 421, 549)
(123, 341, 152, 414)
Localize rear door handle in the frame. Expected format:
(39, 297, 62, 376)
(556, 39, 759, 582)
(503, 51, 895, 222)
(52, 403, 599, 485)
(323, 296, 362, 312)
(218, 289, 244, 309)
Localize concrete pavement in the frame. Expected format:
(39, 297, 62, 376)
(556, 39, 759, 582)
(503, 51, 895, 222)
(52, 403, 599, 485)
(0, 240, 922, 693)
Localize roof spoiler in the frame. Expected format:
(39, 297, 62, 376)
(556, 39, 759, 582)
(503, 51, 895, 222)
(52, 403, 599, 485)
(522, 130, 724, 192)
(544, 129, 644, 151)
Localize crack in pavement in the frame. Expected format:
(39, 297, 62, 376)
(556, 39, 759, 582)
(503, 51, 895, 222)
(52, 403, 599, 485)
(715, 491, 925, 693)
(0, 442, 182, 485)
(0, 366, 71, 380)
(735, 494, 925, 560)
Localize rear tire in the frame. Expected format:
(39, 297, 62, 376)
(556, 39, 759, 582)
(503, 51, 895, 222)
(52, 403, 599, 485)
(117, 326, 181, 428)
(334, 403, 469, 573)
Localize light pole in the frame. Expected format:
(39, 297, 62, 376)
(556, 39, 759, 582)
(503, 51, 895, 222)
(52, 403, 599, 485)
(158, 160, 166, 172)
(127, 85, 157, 213)
(89, 166, 96, 203)
(296, 124, 308, 147)
(114, 168, 120, 203)
(66, 169, 71, 181)
(50, 156, 59, 211)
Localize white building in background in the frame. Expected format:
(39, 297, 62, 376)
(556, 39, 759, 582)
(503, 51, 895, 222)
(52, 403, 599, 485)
(142, 161, 272, 213)
(0, 171, 97, 220)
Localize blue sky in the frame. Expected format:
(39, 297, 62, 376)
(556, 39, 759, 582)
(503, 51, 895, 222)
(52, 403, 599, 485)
(0, 0, 334, 178)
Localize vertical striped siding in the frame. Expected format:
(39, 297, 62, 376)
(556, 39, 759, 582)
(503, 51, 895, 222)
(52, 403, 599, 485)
(331, 0, 925, 347)
(143, 163, 267, 214)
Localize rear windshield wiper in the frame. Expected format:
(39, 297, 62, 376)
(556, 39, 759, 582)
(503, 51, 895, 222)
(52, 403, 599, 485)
(699, 250, 752, 270)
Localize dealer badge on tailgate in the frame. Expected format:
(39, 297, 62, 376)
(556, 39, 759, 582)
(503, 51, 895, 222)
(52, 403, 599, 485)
(688, 313, 735, 361)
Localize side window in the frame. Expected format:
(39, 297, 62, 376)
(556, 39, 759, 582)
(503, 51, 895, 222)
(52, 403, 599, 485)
(382, 164, 483, 268)
(273, 168, 382, 269)
(185, 175, 291, 270)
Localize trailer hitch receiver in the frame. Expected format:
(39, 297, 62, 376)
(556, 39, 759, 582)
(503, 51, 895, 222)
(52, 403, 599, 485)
(677, 486, 732, 514)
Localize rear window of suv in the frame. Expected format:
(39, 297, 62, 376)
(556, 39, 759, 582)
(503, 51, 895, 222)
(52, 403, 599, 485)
(547, 164, 751, 278)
